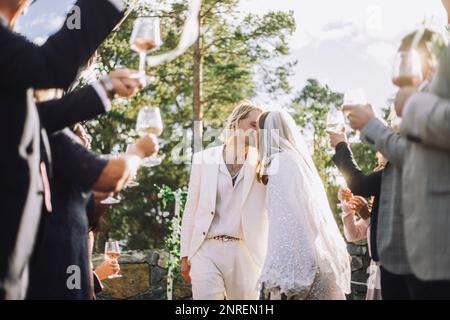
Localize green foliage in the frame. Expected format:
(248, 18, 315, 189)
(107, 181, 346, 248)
(89, 0, 296, 251)
(158, 185, 187, 285)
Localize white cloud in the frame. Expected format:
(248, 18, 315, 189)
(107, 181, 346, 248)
(33, 36, 48, 46)
(237, 0, 449, 111)
(365, 41, 397, 69)
(28, 14, 65, 31)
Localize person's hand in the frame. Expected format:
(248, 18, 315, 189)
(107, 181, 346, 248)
(327, 129, 347, 149)
(338, 187, 353, 202)
(341, 198, 357, 216)
(106, 69, 146, 97)
(342, 104, 375, 131)
(442, 0, 450, 23)
(129, 134, 159, 159)
(348, 196, 371, 220)
(181, 257, 191, 283)
(92, 191, 112, 201)
(394, 86, 417, 117)
(95, 259, 120, 281)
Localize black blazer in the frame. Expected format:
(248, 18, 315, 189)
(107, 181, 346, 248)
(0, 0, 123, 298)
(27, 129, 108, 300)
(332, 142, 382, 261)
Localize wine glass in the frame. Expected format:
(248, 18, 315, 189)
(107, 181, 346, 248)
(136, 106, 163, 167)
(130, 17, 163, 74)
(125, 144, 140, 188)
(326, 108, 345, 134)
(392, 50, 423, 88)
(342, 88, 368, 126)
(100, 153, 121, 204)
(104, 240, 122, 279)
(343, 88, 368, 106)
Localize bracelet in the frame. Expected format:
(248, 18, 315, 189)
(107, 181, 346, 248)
(100, 75, 116, 99)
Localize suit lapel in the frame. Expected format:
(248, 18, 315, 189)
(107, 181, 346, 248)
(205, 146, 222, 209)
(241, 147, 257, 206)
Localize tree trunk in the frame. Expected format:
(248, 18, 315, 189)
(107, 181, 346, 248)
(192, 10, 203, 153)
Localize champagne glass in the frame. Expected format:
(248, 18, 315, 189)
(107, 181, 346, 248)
(326, 108, 345, 134)
(125, 144, 139, 187)
(136, 106, 163, 167)
(104, 240, 122, 279)
(392, 50, 423, 88)
(342, 88, 368, 126)
(343, 88, 368, 106)
(100, 153, 121, 204)
(130, 17, 163, 74)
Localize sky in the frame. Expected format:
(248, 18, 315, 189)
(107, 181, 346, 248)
(18, 0, 449, 111)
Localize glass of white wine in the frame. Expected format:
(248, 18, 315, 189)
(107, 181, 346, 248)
(342, 88, 367, 126)
(125, 144, 140, 188)
(136, 106, 163, 167)
(104, 240, 122, 279)
(392, 50, 423, 88)
(130, 16, 163, 74)
(326, 108, 345, 134)
(100, 153, 121, 204)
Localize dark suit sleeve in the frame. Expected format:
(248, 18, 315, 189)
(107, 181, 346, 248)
(0, 0, 123, 90)
(332, 142, 382, 197)
(93, 272, 104, 295)
(38, 85, 106, 134)
(50, 130, 108, 192)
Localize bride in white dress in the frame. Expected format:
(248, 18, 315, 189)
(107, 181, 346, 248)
(256, 110, 351, 300)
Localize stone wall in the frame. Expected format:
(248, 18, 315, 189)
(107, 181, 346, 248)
(347, 241, 370, 300)
(94, 250, 192, 300)
(95, 246, 369, 300)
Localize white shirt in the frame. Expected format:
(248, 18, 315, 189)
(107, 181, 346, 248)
(207, 155, 245, 238)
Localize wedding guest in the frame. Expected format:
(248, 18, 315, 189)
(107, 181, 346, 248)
(339, 188, 381, 300)
(342, 25, 444, 300)
(0, 0, 128, 299)
(72, 123, 114, 298)
(88, 221, 119, 298)
(27, 130, 158, 300)
(328, 131, 383, 261)
(385, 0, 450, 299)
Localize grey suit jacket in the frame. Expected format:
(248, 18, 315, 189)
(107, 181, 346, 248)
(399, 82, 450, 280)
(360, 118, 412, 275)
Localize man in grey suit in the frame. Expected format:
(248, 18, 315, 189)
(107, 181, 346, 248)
(388, 0, 450, 299)
(343, 3, 450, 298)
(341, 25, 449, 299)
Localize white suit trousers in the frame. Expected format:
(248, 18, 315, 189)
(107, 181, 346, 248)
(190, 240, 261, 300)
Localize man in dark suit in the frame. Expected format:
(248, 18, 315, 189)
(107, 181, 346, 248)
(0, 0, 133, 299)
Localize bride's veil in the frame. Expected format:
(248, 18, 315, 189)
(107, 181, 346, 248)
(260, 110, 351, 294)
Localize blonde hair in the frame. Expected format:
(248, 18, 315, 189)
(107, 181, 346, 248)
(220, 100, 262, 141)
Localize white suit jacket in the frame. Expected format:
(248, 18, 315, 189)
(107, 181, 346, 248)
(180, 145, 268, 268)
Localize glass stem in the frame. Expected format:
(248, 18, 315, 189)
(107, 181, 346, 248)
(139, 52, 146, 72)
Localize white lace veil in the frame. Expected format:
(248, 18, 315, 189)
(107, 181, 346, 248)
(260, 110, 351, 294)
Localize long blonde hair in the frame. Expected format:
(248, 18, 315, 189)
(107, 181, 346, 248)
(220, 100, 262, 142)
